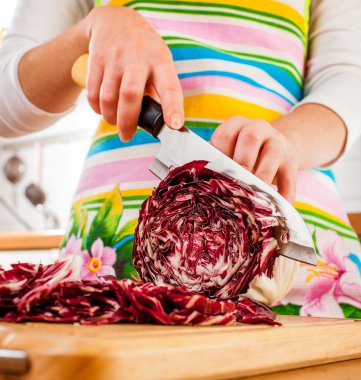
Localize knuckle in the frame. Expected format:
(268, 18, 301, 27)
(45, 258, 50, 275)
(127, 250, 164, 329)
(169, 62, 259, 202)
(241, 129, 260, 145)
(214, 125, 236, 142)
(110, 46, 124, 60)
(90, 49, 103, 62)
(120, 84, 142, 101)
(87, 90, 100, 104)
(132, 41, 146, 57)
(101, 92, 117, 107)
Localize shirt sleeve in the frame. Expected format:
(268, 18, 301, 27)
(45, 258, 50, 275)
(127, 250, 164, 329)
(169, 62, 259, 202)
(298, 0, 361, 159)
(0, 0, 94, 137)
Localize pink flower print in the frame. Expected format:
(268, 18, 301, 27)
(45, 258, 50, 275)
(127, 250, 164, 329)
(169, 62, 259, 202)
(80, 238, 116, 281)
(59, 235, 84, 258)
(282, 230, 361, 318)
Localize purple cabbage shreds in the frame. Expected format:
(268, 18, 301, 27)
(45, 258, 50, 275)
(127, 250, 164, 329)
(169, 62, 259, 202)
(0, 258, 81, 319)
(133, 160, 288, 300)
(0, 160, 284, 327)
(235, 299, 280, 326)
(0, 266, 235, 326)
(0, 260, 277, 326)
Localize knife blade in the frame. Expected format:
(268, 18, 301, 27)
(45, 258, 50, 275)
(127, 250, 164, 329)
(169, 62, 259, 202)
(70, 56, 316, 265)
(139, 96, 317, 266)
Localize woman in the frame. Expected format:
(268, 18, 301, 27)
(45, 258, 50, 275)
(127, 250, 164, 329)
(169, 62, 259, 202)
(0, 0, 360, 318)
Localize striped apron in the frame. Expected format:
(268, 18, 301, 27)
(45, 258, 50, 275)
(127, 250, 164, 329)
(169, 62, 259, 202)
(61, 0, 361, 319)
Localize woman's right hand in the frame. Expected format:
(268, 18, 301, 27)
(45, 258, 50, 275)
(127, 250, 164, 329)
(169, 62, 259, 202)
(80, 6, 184, 141)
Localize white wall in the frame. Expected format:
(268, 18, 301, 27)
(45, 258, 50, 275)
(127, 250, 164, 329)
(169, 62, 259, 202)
(333, 139, 361, 213)
(0, 1, 17, 29)
(0, 96, 97, 231)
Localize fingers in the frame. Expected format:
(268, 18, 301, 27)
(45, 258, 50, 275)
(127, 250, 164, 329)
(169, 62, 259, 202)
(276, 161, 298, 204)
(210, 116, 249, 157)
(152, 59, 184, 130)
(254, 136, 298, 204)
(117, 66, 149, 141)
(254, 138, 284, 184)
(86, 55, 104, 115)
(99, 68, 122, 125)
(211, 116, 298, 204)
(84, 7, 185, 141)
(232, 121, 268, 172)
(87, 49, 182, 141)
(211, 118, 269, 173)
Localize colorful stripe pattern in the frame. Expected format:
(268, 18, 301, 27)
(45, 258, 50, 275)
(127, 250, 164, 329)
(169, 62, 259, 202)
(79, 0, 310, 199)
(63, 0, 361, 319)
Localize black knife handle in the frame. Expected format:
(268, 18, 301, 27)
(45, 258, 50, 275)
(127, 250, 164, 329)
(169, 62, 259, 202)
(138, 96, 164, 138)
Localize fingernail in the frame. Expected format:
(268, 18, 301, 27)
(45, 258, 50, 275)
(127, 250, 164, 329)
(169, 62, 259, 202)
(118, 133, 128, 143)
(170, 114, 183, 130)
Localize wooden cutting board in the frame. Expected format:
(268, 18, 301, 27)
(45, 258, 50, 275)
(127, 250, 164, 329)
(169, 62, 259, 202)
(0, 316, 360, 380)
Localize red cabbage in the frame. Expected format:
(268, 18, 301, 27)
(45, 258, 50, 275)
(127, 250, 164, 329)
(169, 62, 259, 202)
(235, 299, 280, 326)
(0, 260, 235, 326)
(0, 161, 283, 326)
(133, 160, 288, 300)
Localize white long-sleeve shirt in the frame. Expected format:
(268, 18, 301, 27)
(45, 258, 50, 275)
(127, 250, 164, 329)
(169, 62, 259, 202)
(0, 0, 361, 157)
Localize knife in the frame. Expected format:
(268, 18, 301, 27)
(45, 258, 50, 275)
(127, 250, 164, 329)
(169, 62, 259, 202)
(72, 55, 317, 266)
(0, 349, 30, 375)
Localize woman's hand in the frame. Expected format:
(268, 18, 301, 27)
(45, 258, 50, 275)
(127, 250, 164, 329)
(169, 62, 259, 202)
(81, 6, 184, 141)
(210, 116, 299, 203)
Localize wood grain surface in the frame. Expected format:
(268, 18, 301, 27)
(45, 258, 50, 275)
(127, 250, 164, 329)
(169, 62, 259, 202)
(244, 358, 361, 380)
(0, 231, 63, 251)
(349, 212, 361, 235)
(0, 316, 360, 380)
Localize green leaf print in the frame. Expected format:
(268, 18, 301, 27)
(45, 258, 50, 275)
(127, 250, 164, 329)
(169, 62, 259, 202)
(272, 304, 301, 315)
(112, 218, 139, 280)
(112, 218, 138, 246)
(312, 229, 320, 256)
(114, 239, 139, 280)
(340, 304, 361, 319)
(87, 186, 123, 251)
(60, 205, 81, 248)
(80, 209, 88, 250)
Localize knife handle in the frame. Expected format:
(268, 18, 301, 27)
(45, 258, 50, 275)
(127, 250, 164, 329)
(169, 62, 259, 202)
(72, 55, 165, 138)
(138, 96, 165, 138)
(0, 349, 30, 375)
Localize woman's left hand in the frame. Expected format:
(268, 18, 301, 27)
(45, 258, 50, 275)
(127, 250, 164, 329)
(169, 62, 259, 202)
(210, 116, 299, 204)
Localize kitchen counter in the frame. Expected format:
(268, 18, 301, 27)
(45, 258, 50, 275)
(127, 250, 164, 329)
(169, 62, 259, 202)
(0, 316, 360, 379)
(0, 231, 63, 251)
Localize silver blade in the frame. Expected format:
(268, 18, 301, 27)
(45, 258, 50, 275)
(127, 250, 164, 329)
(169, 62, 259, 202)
(150, 125, 317, 266)
(149, 157, 169, 179)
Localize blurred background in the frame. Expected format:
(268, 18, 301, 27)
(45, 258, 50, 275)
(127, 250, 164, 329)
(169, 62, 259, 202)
(0, 1, 360, 236)
(0, 1, 98, 235)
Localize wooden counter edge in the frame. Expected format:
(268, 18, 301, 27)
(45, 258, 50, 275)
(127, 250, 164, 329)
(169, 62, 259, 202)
(0, 230, 64, 251)
(348, 212, 361, 235)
